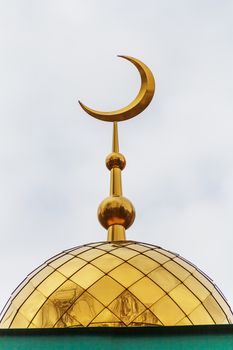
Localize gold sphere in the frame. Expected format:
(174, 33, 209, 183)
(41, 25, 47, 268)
(98, 196, 135, 229)
(106, 152, 126, 170)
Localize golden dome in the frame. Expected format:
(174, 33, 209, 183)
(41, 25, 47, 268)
(1, 57, 232, 329)
(1, 240, 232, 328)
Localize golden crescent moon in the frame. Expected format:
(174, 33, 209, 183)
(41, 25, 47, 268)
(78, 55, 155, 122)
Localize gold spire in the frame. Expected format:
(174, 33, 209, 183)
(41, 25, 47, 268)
(79, 55, 155, 241)
(98, 121, 135, 241)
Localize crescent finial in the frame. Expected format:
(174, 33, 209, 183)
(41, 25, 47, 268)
(79, 56, 155, 241)
(78, 55, 155, 122)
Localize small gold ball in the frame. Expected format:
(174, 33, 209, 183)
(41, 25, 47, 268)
(98, 196, 135, 230)
(106, 152, 126, 170)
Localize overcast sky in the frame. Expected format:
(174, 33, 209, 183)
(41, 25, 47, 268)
(0, 0, 232, 312)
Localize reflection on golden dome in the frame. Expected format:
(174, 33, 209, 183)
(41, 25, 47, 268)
(1, 241, 232, 328)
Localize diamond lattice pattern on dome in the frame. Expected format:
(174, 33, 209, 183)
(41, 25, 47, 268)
(0, 241, 232, 328)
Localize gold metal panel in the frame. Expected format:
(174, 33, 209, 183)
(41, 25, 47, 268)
(0, 303, 17, 328)
(68, 291, 104, 326)
(70, 264, 104, 289)
(85, 322, 117, 327)
(163, 260, 190, 281)
(144, 250, 170, 264)
(148, 267, 180, 292)
(90, 253, 123, 273)
(129, 277, 165, 306)
(91, 308, 121, 324)
(0, 298, 12, 316)
(108, 290, 146, 325)
(156, 248, 176, 258)
(127, 244, 150, 253)
(174, 257, 196, 273)
(113, 241, 132, 246)
(11, 312, 30, 328)
(132, 309, 161, 325)
(86, 242, 103, 247)
(58, 257, 86, 277)
(184, 275, 210, 301)
(49, 254, 73, 269)
(141, 243, 160, 249)
(111, 247, 139, 260)
(69, 246, 91, 256)
(20, 290, 46, 322)
(28, 323, 37, 328)
(109, 263, 143, 288)
(12, 282, 35, 309)
(31, 266, 54, 288)
(169, 284, 200, 315)
(44, 253, 63, 265)
(11, 277, 34, 300)
(176, 317, 192, 325)
(77, 249, 105, 262)
(88, 276, 124, 306)
(51, 281, 83, 309)
(203, 295, 226, 323)
(189, 304, 214, 325)
(37, 271, 66, 297)
(151, 295, 185, 325)
(96, 243, 117, 251)
(32, 279, 84, 328)
(128, 254, 159, 274)
(40, 281, 84, 328)
(221, 318, 232, 325)
(50, 280, 84, 303)
(192, 270, 214, 293)
(212, 288, 233, 320)
(32, 301, 58, 328)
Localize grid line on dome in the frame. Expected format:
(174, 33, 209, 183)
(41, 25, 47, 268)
(31, 281, 85, 328)
(5, 251, 75, 312)
(38, 260, 138, 328)
(55, 290, 105, 327)
(89, 308, 122, 326)
(212, 288, 233, 321)
(86, 252, 197, 326)
(47, 280, 85, 325)
(1, 242, 232, 328)
(107, 290, 147, 326)
(32, 284, 86, 328)
(4, 253, 230, 326)
(130, 309, 163, 326)
(203, 295, 228, 323)
(50, 279, 115, 328)
(176, 316, 192, 325)
(148, 291, 194, 325)
(13, 290, 47, 327)
(183, 271, 232, 323)
(32, 252, 181, 328)
(31, 262, 111, 328)
(8, 284, 39, 327)
(126, 254, 160, 274)
(151, 294, 187, 325)
(89, 253, 124, 273)
(187, 302, 215, 325)
(7, 247, 233, 326)
(21, 272, 86, 327)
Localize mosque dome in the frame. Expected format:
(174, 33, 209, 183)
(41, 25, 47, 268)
(1, 56, 232, 328)
(0, 240, 232, 328)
